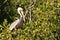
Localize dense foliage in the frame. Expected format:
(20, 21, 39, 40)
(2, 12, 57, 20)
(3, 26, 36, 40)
(0, 0, 60, 40)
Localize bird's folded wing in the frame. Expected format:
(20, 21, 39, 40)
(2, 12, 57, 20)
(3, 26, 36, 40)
(9, 19, 19, 30)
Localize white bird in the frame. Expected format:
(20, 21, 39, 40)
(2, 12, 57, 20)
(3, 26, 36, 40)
(9, 7, 25, 30)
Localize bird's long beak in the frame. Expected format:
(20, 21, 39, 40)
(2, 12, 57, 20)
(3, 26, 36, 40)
(20, 11, 25, 22)
(23, 15, 25, 22)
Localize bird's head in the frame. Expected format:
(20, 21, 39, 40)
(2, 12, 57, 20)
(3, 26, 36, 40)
(17, 7, 23, 15)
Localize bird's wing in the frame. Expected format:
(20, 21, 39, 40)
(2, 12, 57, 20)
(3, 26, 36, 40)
(9, 19, 19, 30)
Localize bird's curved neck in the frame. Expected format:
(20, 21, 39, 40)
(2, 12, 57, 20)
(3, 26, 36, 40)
(17, 7, 25, 21)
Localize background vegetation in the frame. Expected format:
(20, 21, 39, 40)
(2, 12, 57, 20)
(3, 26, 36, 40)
(0, 0, 60, 40)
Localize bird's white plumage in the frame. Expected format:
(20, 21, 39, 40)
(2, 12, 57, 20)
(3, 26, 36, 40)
(9, 7, 25, 30)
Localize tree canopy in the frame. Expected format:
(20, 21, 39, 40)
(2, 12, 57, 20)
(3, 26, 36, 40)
(0, 0, 60, 40)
